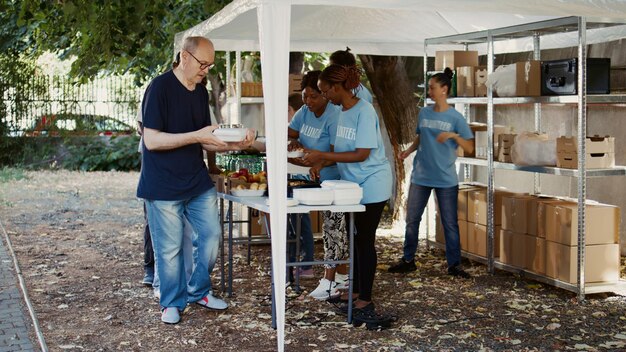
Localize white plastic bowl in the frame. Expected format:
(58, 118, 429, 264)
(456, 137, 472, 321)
(213, 127, 248, 142)
(231, 189, 265, 197)
(292, 188, 334, 205)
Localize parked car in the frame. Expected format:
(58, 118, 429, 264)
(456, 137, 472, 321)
(26, 113, 134, 136)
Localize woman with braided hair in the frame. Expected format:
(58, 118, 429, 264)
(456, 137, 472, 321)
(304, 63, 392, 328)
(329, 47, 373, 104)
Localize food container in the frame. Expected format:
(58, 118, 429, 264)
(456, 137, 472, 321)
(287, 150, 305, 158)
(292, 188, 334, 205)
(213, 124, 248, 142)
(287, 179, 320, 198)
(321, 180, 363, 205)
(231, 189, 265, 197)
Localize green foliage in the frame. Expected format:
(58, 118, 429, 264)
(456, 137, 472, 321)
(62, 136, 141, 171)
(10, 0, 232, 84)
(0, 52, 47, 133)
(0, 166, 27, 183)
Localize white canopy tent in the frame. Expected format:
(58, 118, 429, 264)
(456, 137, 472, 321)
(175, 1, 626, 350)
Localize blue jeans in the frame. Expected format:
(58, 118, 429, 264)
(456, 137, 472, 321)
(145, 188, 221, 311)
(403, 184, 461, 269)
(287, 213, 314, 271)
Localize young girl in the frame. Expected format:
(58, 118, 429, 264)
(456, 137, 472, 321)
(304, 64, 392, 325)
(388, 68, 474, 278)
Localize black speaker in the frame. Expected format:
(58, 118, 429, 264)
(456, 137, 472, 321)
(541, 58, 610, 95)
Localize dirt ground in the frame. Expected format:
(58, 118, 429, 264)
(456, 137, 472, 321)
(1, 170, 626, 352)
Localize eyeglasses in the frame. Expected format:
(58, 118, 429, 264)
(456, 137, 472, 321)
(187, 51, 215, 70)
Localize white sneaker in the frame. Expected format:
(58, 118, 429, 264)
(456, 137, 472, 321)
(334, 273, 349, 290)
(153, 287, 160, 300)
(309, 278, 340, 300)
(196, 293, 228, 310)
(161, 307, 180, 324)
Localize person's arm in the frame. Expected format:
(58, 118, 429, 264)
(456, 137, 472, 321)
(143, 125, 226, 151)
(201, 128, 256, 152)
(399, 136, 420, 160)
(303, 148, 370, 164)
(437, 132, 474, 154)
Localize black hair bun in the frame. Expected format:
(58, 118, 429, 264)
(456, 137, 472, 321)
(443, 67, 453, 79)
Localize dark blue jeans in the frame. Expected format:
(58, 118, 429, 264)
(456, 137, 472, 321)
(403, 184, 461, 269)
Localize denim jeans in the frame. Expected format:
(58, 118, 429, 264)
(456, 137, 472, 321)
(146, 188, 221, 311)
(403, 184, 461, 269)
(287, 213, 314, 271)
(151, 216, 194, 293)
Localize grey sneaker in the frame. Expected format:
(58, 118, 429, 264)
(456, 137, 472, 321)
(161, 307, 180, 324)
(196, 293, 228, 310)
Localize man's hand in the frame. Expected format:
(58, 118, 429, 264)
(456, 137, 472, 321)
(197, 126, 228, 147)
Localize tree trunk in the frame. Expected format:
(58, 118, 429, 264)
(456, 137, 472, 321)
(359, 55, 420, 222)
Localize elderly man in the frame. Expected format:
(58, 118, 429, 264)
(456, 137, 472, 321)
(138, 36, 254, 324)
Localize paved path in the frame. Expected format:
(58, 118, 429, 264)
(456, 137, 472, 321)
(0, 235, 36, 351)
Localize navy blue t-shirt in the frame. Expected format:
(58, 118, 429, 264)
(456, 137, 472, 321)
(136, 70, 213, 200)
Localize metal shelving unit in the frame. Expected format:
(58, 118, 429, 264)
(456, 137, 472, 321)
(424, 16, 626, 300)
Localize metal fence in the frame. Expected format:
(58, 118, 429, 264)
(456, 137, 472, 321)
(1, 74, 142, 136)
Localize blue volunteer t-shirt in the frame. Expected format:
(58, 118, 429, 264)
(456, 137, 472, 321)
(137, 70, 213, 200)
(354, 83, 373, 104)
(333, 99, 392, 204)
(289, 102, 341, 181)
(411, 106, 474, 188)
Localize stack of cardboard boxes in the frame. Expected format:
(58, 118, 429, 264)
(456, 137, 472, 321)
(543, 200, 620, 283)
(500, 195, 620, 283)
(436, 186, 621, 285)
(556, 136, 615, 169)
(436, 185, 515, 257)
(497, 134, 516, 163)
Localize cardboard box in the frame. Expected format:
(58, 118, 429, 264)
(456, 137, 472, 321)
(473, 125, 511, 160)
(556, 151, 615, 169)
(501, 195, 538, 236)
(475, 67, 488, 97)
(435, 213, 468, 251)
(494, 61, 540, 97)
(545, 242, 620, 283)
(467, 188, 517, 225)
(289, 74, 304, 94)
(498, 151, 513, 163)
(458, 184, 482, 221)
(457, 123, 486, 157)
(467, 222, 501, 257)
(498, 134, 516, 148)
(210, 174, 226, 194)
(456, 66, 475, 97)
(435, 51, 479, 71)
(514, 61, 541, 96)
(499, 229, 526, 268)
(526, 236, 546, 275)
(536, 197, 562, 238)
(545, 202, 620, 246)
(556, 136, 615, 154)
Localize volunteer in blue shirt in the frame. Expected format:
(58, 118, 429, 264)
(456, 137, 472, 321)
(388, 68, 474, 278)
(329, 48, 373, 104)
(305, 64, 392, 327)
(138, 36, 254, 325)
(288, 70, 349, 300)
